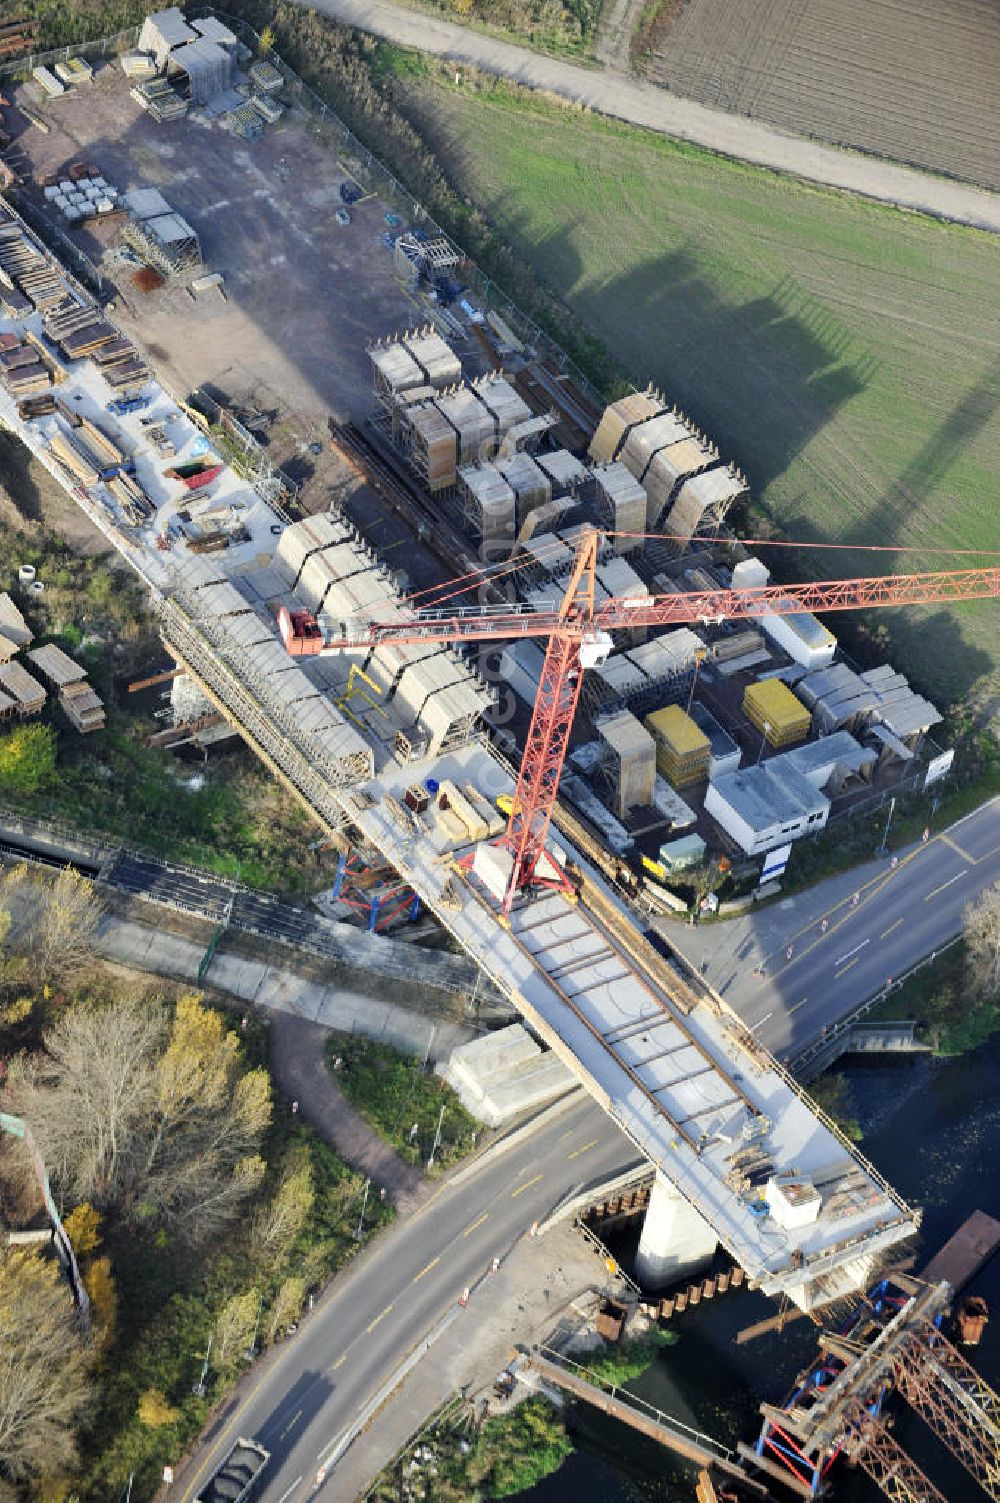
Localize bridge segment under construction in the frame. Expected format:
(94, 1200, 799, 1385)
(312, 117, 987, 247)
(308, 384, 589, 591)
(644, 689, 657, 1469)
(0, 192, 970, 1314)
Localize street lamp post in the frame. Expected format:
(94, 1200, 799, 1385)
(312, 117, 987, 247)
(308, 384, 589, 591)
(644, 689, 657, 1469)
(756, 722, 771, 766)
(354, 1177, 371, 1241)
(427, 1103, 446, 1170)
(877, 795, 897, 858)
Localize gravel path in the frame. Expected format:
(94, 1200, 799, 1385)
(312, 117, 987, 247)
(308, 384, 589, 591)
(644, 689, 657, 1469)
(269, 1012, 427, 1213)
(307, 0, 1000, 233)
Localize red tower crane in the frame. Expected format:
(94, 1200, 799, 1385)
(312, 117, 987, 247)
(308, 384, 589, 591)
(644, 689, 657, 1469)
(278, 527, 1000, 919)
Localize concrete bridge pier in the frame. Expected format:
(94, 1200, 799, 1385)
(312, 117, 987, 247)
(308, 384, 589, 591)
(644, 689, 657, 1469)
(635, 1173, 718, 1289)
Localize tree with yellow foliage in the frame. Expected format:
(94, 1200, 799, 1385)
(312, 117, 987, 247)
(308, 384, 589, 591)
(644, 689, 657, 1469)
(62, 1203, 102, 1259)
(83, 1256, 117, 1351)
(137, 1389, 179, 1429)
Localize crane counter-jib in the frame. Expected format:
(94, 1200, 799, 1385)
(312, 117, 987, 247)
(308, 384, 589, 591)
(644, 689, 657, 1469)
(286, 565, 1000, 654)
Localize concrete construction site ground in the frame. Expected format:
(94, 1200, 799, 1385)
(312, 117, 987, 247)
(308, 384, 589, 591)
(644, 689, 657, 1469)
(6, 64, 424, 511)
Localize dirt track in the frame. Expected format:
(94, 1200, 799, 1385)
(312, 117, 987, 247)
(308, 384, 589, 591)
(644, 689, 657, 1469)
(306, 0, 1000, 233)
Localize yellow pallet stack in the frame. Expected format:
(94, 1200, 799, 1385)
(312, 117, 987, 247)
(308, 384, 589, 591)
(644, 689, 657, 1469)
(644, 705, 710, 787)
(743, 679, 810, 747)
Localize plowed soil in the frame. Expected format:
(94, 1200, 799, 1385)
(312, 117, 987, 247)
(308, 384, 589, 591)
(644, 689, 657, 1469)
(644, 0, 1000, 191)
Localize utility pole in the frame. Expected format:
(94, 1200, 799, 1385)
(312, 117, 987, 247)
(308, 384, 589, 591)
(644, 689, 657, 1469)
(427, 1103, 446, 1170)
(756, 722, 771, 766)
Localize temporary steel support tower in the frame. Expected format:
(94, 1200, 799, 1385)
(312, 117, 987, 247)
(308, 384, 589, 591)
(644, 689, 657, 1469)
(278, 525, 1000, 918)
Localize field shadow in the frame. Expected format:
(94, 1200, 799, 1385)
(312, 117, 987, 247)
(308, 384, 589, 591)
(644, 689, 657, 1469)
(500, 226, 870, 494)
(0, 426, 44, 523)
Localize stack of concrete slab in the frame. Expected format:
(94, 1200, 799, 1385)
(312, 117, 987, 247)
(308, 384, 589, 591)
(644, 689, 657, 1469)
(438, 1023, 575, 1126)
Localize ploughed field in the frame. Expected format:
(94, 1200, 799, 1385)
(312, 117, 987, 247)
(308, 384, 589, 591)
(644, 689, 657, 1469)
(641, 0, 1000, 192)
(398, 78, 1000, 723)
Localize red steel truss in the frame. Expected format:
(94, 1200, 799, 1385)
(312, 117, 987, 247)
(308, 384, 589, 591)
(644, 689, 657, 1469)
(854, 1423, 948, 1503)
(892, 1319, 1000, 1502)
(279, 528, 1000, 913)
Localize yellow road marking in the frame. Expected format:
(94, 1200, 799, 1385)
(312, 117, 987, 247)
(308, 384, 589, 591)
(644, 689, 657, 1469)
(412, 1256, 440, 1283)
(834, 957, 860, 979)
(511, 1174, 544, 1198)
(463, 1212, 489, 1237)
(568, 1139, 598, 1160)
(330, 1354, 347, 1371)
(941, 834, 976, 863)
(366, 1303, 394, 1333)
(880, 919, 904, 940)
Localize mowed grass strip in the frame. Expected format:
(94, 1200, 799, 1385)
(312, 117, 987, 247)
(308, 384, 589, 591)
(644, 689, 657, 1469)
(398, 78, 1000, 721)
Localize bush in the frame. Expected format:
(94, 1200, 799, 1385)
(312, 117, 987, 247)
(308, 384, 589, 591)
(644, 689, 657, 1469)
(326, 1031, 478, 1167)
(0, 723, 57, 796)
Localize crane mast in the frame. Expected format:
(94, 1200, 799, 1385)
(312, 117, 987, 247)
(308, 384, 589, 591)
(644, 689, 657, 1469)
(278, 529, 1000, 917)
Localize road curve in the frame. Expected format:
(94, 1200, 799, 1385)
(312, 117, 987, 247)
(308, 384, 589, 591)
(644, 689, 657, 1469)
(172, 1094, 637, 1503)
(302, 0, 1000, 234)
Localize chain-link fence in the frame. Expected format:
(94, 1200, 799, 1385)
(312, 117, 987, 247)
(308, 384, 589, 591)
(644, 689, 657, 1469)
(0, 24, 141, 82)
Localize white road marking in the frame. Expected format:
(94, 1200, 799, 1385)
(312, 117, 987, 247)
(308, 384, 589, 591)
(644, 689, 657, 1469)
(834, 939, 869, 966)
(925, 872, 968, 901)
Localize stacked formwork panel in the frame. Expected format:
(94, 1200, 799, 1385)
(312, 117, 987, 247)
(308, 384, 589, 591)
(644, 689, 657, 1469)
(744, 679, 811, 748)
(435, 385, 495, 465)
(497, 452, 551, 531)
(588, 390, 665, 465)
(273, 516, 492, 760)
(457, 462, 516, 553)
(165, 551, 374, 796)
(370, 340, 425, 414)
(595, 709, 656, 817)
(593, 462, 646, 552)
(403, 402, 458, 492)
(644, 705, 710, 787)
(0, 661, 45, 717)
(403, 328, 462, 390)
(474, 375, 531, 446)
(666, 466, 746, 543)
(582, 628, 703, 718)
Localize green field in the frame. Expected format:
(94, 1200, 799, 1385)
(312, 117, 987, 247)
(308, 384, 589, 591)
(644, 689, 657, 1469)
(398, 77, 1000, 723)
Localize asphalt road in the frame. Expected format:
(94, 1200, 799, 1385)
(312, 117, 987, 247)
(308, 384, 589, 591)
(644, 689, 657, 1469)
(679, 798, 1000, 1059)
(175, 1094, 637, 1503)
(306, 0, 1000, 234)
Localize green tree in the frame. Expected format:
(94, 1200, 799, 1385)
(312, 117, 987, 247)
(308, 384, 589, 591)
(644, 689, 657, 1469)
(0, 723, 57, 796)
(62, 1203, 102, 1258)
(266, 1277, 305, 1343)
(477, 1397, 572, 1498)
(214, 1291, 259, 1371)
(137, 1389, 179, 1429)
(254, 1161, 314, 1262)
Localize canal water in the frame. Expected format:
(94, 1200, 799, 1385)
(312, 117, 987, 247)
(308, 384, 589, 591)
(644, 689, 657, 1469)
(522, 1036, 1000, 1500)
